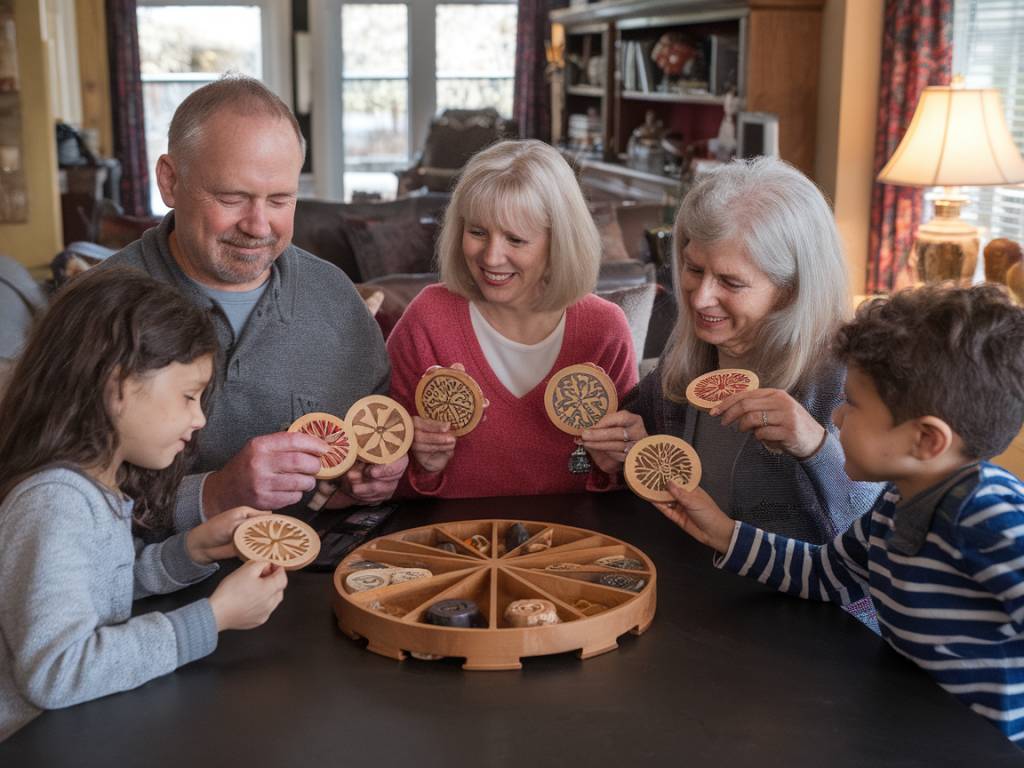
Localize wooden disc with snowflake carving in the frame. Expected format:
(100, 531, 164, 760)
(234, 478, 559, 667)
(288, 412, 358, 479)
(345, 395, 414, 465)
(685, 368, 760, 411)
(414, 367, 484, 437)
(624, 435, 702, 503)
(234, 514, 321, 570)
(544, 364, 618, 436)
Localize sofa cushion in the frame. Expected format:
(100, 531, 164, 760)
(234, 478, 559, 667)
(596, 281, 657, 366)
(347, 216, 437, 281)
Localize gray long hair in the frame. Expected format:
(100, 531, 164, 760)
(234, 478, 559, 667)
(661, 156, 849, 400)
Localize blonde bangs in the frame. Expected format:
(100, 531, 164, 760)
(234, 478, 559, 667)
(461, 173, 550, 239)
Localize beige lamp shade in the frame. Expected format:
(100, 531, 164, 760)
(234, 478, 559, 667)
(877, 86, 1024, 187)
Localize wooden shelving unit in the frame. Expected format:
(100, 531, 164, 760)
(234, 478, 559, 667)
(551, 0, 825, 203)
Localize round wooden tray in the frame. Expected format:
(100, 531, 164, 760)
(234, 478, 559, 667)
(333, 520, 656, 670)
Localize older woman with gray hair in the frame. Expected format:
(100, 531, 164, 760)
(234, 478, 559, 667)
(585, 156, 882, 551)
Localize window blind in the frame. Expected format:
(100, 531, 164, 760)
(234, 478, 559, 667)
(947, 0, 1024, 243)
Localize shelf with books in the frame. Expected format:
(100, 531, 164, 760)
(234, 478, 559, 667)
(551, 0, 825, 186)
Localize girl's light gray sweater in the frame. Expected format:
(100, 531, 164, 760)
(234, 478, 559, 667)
(0, 468, 218, 741)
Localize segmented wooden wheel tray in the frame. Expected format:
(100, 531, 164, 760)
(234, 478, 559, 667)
(333, 520, 656, 670)
(544, 364, 618, 435)
(685, 368, 759, 411)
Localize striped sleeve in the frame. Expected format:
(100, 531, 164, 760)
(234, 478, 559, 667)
(716, 511, 872, 606)
(958, 470, 1024, 634)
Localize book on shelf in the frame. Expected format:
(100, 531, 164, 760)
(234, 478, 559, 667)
(622, 40, 637, 91)
(635, 40, 656, 93)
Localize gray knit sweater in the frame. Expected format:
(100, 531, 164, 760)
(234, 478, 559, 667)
(104, 213, 390, 528)
(0, 468, 219, 742)
(624, 361, 884, 543)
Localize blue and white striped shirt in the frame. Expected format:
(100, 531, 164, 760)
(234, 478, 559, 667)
(718, 462, 1024, 745)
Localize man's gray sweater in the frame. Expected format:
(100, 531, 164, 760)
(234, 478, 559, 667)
(104, 214, 391, 527)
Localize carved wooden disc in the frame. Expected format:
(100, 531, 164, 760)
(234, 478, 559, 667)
(544, 364, 618, 436)
(288, 412, 358, 479)
(414, 367, 485, 437)
(234, 514, 321, 571)
(624, 434, 702, 503)
(345, 395, 414, 465)
(685, 368, 760, 411)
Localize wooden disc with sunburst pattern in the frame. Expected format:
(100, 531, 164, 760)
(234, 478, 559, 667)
(624, 435, 702, 503)
(414, 367, 485, 437)
(685, 368, 759, 411)
(234, 514, 321, 570)
(544, 363, 618, 436)
(345, 395, 414, 465)
(288, 412, 358, 479)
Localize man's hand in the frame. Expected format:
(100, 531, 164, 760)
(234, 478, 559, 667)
(326, 454, 409, 508)
(202, 432, 327, 516)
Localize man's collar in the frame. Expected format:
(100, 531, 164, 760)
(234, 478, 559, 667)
(888, 463, 981, 555)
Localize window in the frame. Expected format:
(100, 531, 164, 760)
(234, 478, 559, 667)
(136, 1, 289, 213)
(330, 0, 517, 202)
(435, 4, 517, 115)
(945, 0, 1024, 243)
(341, 3, 409, 201)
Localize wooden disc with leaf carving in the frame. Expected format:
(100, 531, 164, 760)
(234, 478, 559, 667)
(624, 435, 702, 503)
(544, 364, 618, 436)
(685, 368, 760, 411)
(414, 367, 484, 437)
(345, 395, 414, 465)
(234, 514, 321, 570)
(288, 412, 358, 479)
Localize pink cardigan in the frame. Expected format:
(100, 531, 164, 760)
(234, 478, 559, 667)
(387, 284, 638, 498)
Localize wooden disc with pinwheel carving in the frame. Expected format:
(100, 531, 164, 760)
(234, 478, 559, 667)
(345, 395, 414, 465)
(685, 368, 760, 411)
(414, 367, 484, 437)
(544, 364, 618, 436)
(624, 435, 702, 503)
(234, 514, 321, 570)
(288, 412, 358, 479)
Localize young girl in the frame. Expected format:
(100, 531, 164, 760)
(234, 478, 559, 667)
(0, 266, 287, 742)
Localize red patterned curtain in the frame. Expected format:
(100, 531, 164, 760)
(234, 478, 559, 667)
(866, 0, 952, 292)
(106, 0, 151, 216)
(512, 0, 567, 141)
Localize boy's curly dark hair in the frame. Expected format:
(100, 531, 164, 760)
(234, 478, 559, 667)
(834, 283, 1024, 460)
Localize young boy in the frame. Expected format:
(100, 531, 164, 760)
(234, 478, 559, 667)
(658, 283, 1024, 745)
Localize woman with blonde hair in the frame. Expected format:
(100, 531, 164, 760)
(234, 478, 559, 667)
(586, 156, 882, 547)
(387, 139, 637, 497)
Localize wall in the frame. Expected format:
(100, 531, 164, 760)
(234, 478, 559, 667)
(1, 0, 61, 269)
(815, 0, 884, 296)
(75, 0, 110, 156)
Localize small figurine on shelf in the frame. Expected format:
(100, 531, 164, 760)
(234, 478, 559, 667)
(627, 110, 666, 175)
(711, 89, 739, 162)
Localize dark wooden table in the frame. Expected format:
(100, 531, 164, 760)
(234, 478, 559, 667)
(2, 491, 1020, 766)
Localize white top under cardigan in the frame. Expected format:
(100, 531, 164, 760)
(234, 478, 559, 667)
(469, 302, 566, 397)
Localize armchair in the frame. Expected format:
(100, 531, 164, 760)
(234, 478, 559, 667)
(396, 108, 518, 196)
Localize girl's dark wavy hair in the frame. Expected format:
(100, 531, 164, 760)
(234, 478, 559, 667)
(0, 266, 219, 529)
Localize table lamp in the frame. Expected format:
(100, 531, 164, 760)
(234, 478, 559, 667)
(876, 80, 1024, 283)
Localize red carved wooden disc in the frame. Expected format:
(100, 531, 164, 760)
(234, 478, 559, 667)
(288, 412, 358, 479)
(234, 514, 321, 571)
(414, 367, 485, 437)
(685, 368, 760, 411)
(624, 434, 702, 503)
(544, 363, 618, 436)
(345, 395, 414, 465)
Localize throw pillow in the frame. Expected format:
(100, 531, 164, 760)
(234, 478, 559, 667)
(595, 282, 657, 368)
(346, 217, 438, 281)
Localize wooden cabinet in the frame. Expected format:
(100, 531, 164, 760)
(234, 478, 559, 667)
(551, 0, 824, 204)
